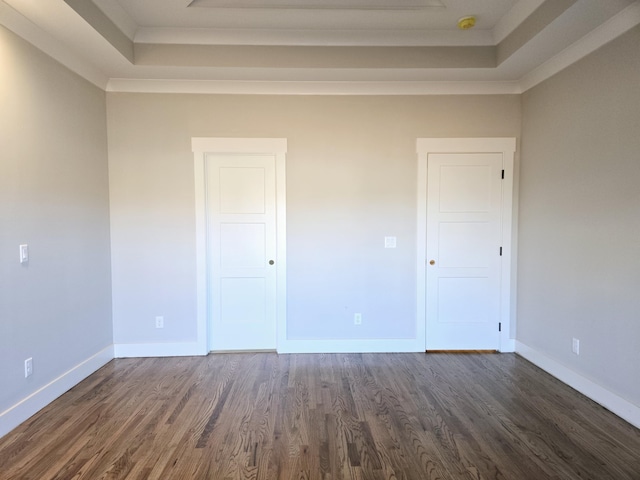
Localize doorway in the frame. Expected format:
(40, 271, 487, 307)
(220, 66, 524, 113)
(417, 138, 515, 351)
(193, 138, 287, 352)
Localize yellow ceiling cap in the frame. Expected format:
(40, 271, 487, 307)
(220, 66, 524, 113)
(457, 16, 476, 30)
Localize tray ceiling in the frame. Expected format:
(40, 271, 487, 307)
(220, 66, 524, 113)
(93, 0, 518, 34)
(0, 0, 638, 94)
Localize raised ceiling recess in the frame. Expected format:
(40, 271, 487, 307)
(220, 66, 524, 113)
(0, 0, 638, 93)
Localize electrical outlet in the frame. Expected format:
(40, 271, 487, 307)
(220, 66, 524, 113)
(25, 357, 33, 378)
(354, 313, 362, 325)
(572, 338, 580, 355)
(155, 316, 164, 329)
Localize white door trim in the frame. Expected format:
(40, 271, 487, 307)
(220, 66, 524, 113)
(193, 138, 287, 354)
(416, 138, 516, 352)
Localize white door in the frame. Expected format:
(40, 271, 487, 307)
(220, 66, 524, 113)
(205, 154, 277, 350)
(425, 153, 504, 350)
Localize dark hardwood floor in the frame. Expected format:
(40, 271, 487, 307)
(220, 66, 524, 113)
(1, 353, 638, 479)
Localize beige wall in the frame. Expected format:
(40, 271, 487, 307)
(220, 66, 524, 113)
(518, 26, 640, 406)
(107, 94, 521, 344)
(0, 26, 112, 416)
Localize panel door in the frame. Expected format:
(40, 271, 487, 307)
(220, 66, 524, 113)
(426, 153, 503, 350)
(205, 154, 277, 350)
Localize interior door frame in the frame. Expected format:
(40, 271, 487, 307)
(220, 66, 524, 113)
(416, 138, 516, 352)
(192, 138, 287, 354)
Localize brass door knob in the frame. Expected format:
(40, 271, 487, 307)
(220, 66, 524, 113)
(429, 260, 435, 265)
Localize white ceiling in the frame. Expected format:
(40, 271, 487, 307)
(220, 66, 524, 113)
(95, 0, 517, 38)
(1, 0, 639, 94)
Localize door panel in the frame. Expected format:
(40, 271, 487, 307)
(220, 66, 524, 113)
(220, 278, 266, 326)
(220, 223, 266, 268)
(219, 167, 266, 214)
(438, 222, 492, 268)
(206, 154, 277, 350)
(438, 277, 490, 323)
(426, 153, 503, 350)
(439, 165, 492, 212)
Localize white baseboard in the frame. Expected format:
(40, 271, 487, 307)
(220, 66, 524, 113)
(114, 342, 207, 358)
(277, 338, 517, 354)
(0, 345, 115, 438)
(277, 338, 425, 354)
(500, 338, 516, 353)
(515, 341, 640, 429)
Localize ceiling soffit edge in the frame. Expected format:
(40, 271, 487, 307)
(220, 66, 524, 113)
(133, 44, 497, 69)
(497, 0, 578, 64)
(132, 27, 496, 47)
(0, 2, 109, 89)
(64, 0, 133, 61)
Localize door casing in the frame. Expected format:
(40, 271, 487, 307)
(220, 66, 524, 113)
(193, 138, 287, 354)
(416, 138, 516, 352)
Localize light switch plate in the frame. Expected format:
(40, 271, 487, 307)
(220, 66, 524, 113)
(19, 244, 29, 264)
(384, 237, 397, 248)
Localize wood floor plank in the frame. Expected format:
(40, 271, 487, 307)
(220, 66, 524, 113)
(1, 353, 639, 479)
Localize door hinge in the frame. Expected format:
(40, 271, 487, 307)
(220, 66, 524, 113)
(501, 169, 505, 179)
(499, 246, 503, 256)
(499, 322, 502, 332)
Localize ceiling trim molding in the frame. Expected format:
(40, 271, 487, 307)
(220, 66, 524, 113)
(519, 0, 640, 92)
(105, 79, 522, 95)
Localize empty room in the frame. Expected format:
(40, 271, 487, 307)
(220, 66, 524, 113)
(1, 0, 639, 478)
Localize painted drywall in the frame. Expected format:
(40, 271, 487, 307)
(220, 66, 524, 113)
(107, 94, 520, 346)
(0, 26, 112, 414)
(518, 26, 640, 407)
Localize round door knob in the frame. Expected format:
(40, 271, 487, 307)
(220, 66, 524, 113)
(429, 260, 435, 265)
(269, 260, 275, 265)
